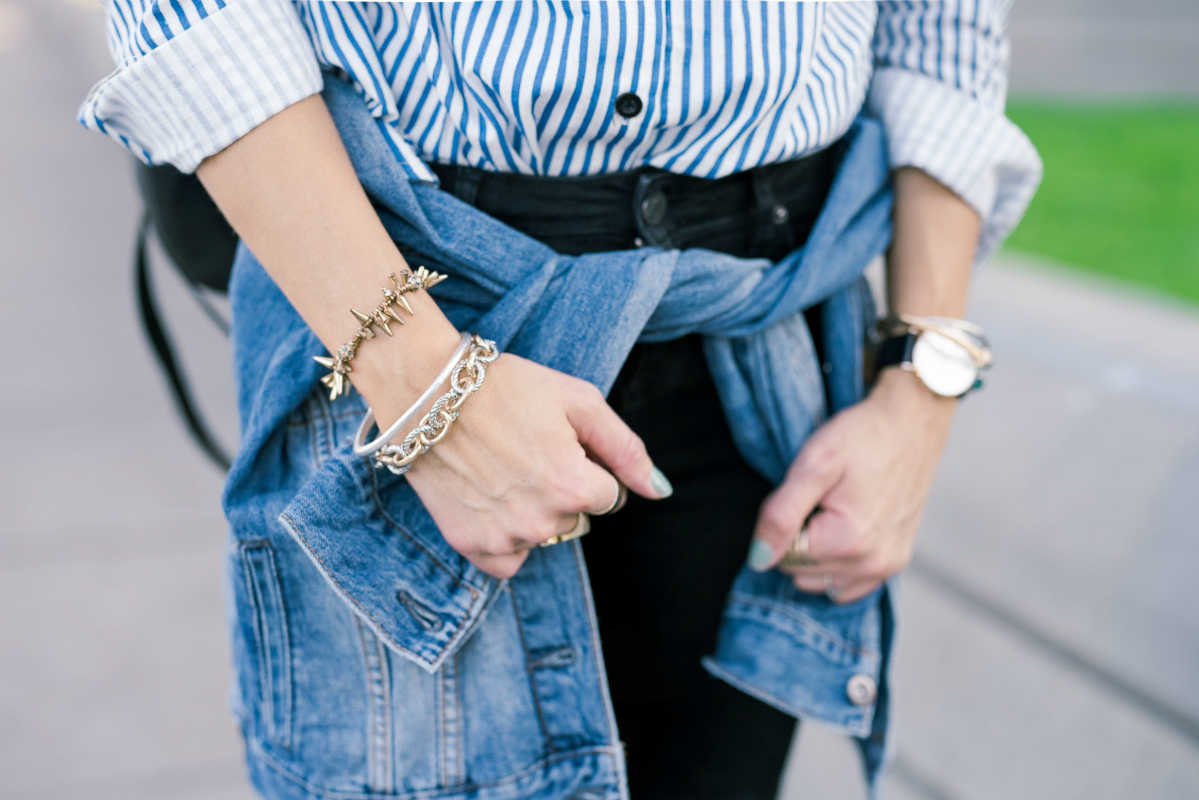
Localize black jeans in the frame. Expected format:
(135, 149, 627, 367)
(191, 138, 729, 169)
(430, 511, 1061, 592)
(432, 149, 839, 800)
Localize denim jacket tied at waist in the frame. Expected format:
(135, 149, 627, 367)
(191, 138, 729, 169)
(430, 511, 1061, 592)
(223, 75, 897, 796)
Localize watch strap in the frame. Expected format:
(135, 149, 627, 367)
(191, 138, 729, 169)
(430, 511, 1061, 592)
(877, 331, 918, 370)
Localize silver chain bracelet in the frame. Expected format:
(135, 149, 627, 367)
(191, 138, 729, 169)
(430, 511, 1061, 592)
(373, 334, 500, 475)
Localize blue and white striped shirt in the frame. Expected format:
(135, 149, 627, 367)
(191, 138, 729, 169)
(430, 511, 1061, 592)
(80, 1, 1041, 258)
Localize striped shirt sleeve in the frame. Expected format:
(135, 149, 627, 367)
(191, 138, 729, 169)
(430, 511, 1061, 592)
(869, 0, 1042, 262)
(78, 0, 323, 173)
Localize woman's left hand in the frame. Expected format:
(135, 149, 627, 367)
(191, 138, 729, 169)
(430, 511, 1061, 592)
(748, 366, 958, 603)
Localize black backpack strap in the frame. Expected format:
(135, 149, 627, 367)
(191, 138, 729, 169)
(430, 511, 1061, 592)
(135, 212, 233, 471)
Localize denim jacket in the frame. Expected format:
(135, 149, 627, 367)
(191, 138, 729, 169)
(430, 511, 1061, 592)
(223, 76, 896, 800)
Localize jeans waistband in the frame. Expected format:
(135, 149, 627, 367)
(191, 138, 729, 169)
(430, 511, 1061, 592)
(427, 142, 842, 261)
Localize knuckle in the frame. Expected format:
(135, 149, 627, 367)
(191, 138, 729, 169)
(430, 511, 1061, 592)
(856, 559, 887, 582)
(483, 535, 519, 557)
(841, 539, 869, 561)
(798, 435, 837, 467)
(513, 512, 557, 544)
(758, 504, 792, 537)
(810, 448, 840, 476)
(614, 430, 648, 469)
(490, 557, 525, 580)
(569, 378, 604, 406)
(863, 550, 901, 580)
(529, 520, 559, 544)
(549, 465, 595, 510)
(562, 480, 595, 512)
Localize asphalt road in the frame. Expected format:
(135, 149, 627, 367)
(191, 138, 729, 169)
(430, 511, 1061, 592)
(1, 2, 1196, 799)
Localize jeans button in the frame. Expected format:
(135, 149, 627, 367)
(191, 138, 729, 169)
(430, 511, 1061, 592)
(640, 190, 668, 226)
(771, 203, 789, 225)
(846, 674, 877, 706)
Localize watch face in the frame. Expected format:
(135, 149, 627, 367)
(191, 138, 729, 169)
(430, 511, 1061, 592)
(912, 330, 978, 397)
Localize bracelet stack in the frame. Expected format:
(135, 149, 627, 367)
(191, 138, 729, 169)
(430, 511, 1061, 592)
(313, 266, 448, 400)
(353, 334, 500, 476)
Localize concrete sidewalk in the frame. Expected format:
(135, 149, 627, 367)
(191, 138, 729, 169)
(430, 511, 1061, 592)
(2, 2, 1197, 799)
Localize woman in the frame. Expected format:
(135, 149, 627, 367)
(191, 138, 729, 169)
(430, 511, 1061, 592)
(82, 2, 1040, 798)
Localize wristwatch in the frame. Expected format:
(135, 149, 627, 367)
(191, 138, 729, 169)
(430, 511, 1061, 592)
(876, 315, 993, 398)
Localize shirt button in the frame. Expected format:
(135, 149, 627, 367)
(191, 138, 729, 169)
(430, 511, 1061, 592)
(771, 204, 789, 225)
(640, 191, 668, 226)
(615, 92, 643, 118)
(846, 674, 877, 707)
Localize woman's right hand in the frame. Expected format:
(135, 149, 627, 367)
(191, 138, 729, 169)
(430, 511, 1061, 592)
(403, 351, 671, 579)
(193, 96, 664, 579)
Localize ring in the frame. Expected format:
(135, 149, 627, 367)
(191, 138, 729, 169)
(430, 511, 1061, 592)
(823, 574, 842, 602)
(594, 474, 627, 516)
(539, 513, 591, 547)
(779, 525, 817, 569)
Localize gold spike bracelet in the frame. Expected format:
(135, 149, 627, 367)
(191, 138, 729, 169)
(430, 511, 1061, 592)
(313, 266, 449, 400)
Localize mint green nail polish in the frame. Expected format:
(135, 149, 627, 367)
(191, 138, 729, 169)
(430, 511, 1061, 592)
(747, 540, 775, 572)
(649, 467, 674, 499)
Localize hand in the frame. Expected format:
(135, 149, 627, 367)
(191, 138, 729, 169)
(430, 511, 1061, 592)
(748, 368, 957, 603)
(404, 351, 671, 579)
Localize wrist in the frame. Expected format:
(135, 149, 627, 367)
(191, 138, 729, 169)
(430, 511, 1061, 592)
(348, 289, 463, 428)
(871, 366, 957, 421)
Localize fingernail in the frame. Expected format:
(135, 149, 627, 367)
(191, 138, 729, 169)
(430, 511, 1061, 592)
(649, 467, 674, 499)
(747, 539, 775, 572)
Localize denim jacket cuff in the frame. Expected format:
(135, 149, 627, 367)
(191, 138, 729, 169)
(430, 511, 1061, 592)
(278, 454, 501, 672)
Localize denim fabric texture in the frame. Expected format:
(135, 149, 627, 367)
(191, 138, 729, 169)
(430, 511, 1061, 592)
(222, 75, 897, 799)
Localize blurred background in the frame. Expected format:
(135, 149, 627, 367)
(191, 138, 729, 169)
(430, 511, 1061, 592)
(1, 1, 1196, 798)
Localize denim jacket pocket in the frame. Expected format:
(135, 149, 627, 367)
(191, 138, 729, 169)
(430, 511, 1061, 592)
(238, 540, 294, 749)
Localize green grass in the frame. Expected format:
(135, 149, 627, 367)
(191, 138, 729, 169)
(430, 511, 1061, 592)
(1003, 100, 1199, 304)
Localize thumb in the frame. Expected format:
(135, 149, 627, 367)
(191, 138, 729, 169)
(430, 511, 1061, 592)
(747, 450, 842, 572)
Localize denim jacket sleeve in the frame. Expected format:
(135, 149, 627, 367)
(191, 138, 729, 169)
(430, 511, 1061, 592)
(222, 254, 503, 673)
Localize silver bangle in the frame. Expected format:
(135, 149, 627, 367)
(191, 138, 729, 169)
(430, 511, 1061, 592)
(352, 332, 472, 457)
(903, 314, 989, 346)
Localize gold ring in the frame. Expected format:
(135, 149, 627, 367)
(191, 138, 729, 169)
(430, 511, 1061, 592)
(539, 513, 591, 547)
(594, 474, 627, 516)
(779, 525, 816, 569)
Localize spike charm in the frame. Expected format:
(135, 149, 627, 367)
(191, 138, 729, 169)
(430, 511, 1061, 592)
(314, 267, 450, 401)
(372, 309, 393, 336)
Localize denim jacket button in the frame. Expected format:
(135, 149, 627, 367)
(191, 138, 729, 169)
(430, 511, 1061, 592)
(846, 674, 877, 706)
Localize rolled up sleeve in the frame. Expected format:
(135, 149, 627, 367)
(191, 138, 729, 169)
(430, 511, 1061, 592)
(869, 0, 1043, 262)
(79, 0, 322, 173)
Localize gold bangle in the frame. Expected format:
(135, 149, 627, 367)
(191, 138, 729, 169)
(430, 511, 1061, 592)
(313, 267, 449, 400)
